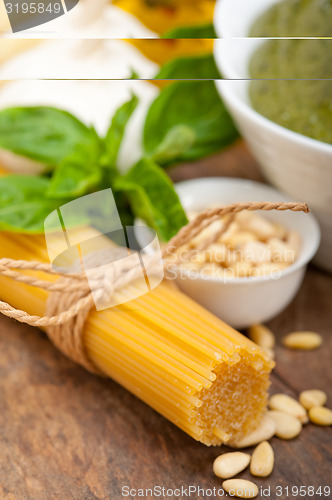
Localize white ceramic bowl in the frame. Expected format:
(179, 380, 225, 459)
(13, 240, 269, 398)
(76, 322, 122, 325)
(213, 0, 332, 272)
(170, 178, 320, 329)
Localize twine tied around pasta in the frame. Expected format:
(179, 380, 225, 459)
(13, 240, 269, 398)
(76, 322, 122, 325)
(0, 201, 308, 374)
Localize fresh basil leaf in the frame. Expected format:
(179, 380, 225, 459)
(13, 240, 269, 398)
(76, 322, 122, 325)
(144, 80, 239, 163)
(102, 94, 139, 169)
(0, 175, 66, 233)
(155, 53, 221, 80)
(0, 106, 98, 170)
(150, 124, 196, 165)
(47, 96, 138, 198)
(162, 23, 217, 39)
(129, 69, 140, 80)
(114, 159, 188, 241)
(47, 143, 103, 198)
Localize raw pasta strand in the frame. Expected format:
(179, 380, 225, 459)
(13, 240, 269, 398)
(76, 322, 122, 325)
(0, 232, 273, 445)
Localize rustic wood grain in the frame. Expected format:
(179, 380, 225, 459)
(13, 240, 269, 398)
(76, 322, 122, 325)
(0, 142, 331, 500)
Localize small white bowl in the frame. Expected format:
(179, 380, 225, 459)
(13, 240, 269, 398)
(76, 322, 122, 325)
(213, 0, 332, 272)
(214, 0, 281, 39)
(170, 178, 320, 329)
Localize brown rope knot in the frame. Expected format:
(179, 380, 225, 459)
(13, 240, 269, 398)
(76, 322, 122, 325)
(45, 249, 162, 375)
(0, 200, 309, 375)
(46, 275, 99, 374)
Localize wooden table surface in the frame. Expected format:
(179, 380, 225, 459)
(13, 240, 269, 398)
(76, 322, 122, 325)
(0, 142, 331, 500)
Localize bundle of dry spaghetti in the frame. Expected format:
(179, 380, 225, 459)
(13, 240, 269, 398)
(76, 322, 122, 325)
(0, 202, 308, 446)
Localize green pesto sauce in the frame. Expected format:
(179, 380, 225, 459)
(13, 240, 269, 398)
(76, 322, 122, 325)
(249, 0, 332, 37)
(249, 0, 332, 144)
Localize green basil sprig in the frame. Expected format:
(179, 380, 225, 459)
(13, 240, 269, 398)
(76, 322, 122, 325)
(0, 73, 239, 240)
(0, 99, 140, 233)
(102, 94, 139, 169)
(0, 176, 67, 233)
(46, 143, 103, 198)
(47, 95, 138, 198)
(155, 54, 221, 81)
(0, 95, 188, 240)
(0, 106, 98, 170)
(115, 158, 188, 241)
(162, 23, 217, 39)
(144, 80, 239, 164)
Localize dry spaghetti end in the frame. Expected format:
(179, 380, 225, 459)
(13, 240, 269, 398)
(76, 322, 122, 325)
(0, 231, 274, 447)
(86, 279, 274, 446)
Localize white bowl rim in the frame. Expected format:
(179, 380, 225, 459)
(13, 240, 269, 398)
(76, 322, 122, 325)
(173, 177, 321, 285)
(213, 0, 282, 39)
(214, 78, 332, 155)
(213, 0, 332, 154)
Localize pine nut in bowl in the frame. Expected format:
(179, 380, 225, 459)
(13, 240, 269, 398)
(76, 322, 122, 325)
(213, 0, 332, 272)
(168, 178, 320, 329)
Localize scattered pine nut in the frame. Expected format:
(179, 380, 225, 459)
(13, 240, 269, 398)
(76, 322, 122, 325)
(200, 263, 224, 277)
(299, 390, 327, 410)
(189, 219, 224, 248)
(228, 415, 276, 448)
(282, 331, 322, 350)
(213, 452, 251, 479)
(205, 244, 228, 263)
(308, 406, 332, 426)
(268, 410, 302, 439)
(273, 223, 287, 240)
(242, 241, 271, 264)
(250, 441, 274, 477)
(177, 209, 301, 279)
(250, 262, 287, 277)
(222, 479, 258, 499)
(248, 324, 275, 349)
(230, 260, 253, 277)
(181, 261, 202, 273)
(228, 231, 256, 249)
(191, 251, 207, 264)
(269, 237, 295, 264)
(240, 213, 276, 240)
(269, 394, 308, 424)
(221, 221, 241, 244)
(286, 231, 301, 257)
